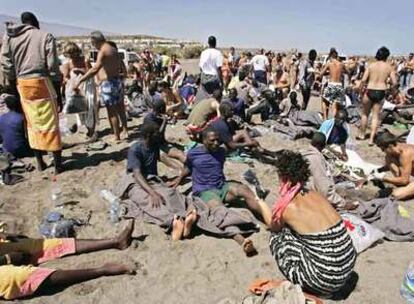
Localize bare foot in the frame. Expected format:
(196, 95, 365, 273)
(37, 161, 47, 172)
(102, 263, 136, 275)
(171, 215, 184, 241)
(183, 209, 197, 238)
(121, 130, 129, 140)
(242, 239, 258, 257)
(116, 220, 134, 250)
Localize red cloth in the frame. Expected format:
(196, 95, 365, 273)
(271, 181, 302, 225)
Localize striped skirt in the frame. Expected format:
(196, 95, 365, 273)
(269, 220, 356, 296)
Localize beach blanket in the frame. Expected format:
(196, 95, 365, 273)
(271, 123, 315, 140)
(17, 77, 62, 151)
(113, 174, 260, 237)
(288, 109, 322, 128)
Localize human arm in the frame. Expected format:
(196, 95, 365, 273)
(0, 252, 31, 266)
(0, 35, 16, 87)
(61, 63, 71, 85)
(169, 165, 190, 188)
(212, 99, 221, 117)
(382, 152, 412, 186)
(132, 168, 165, 208)
(74, 48, 105, 89)
(359, 66, 370, 94)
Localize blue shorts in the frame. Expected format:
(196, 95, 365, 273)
(100, 78, 124, 106)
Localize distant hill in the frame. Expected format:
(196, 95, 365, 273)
(0, 14, 116, 37)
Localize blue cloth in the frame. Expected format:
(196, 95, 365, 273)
(254, 70, 267, 84)
(100, 78, 124, 106)
(127, 140, 160, 177)
(223, 97, 246, 119)
(185, 146, 226, 195)
(210, 118, 234, 145)
(319, 119, 349, 144)
(0, 111, 31, 157)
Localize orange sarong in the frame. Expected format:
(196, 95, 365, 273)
(17, 77, 62, 151)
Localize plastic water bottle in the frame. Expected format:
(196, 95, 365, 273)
(100, 190, 120, 223)
(401, 262, 414, 303)
(50, 176, 63, 207)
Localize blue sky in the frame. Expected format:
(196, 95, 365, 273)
(1, 0, 413, 55)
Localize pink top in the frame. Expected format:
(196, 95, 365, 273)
(271, 181, 302, 225)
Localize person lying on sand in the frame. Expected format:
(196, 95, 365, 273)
(0, 221, 135, 300)
(171, 128, 272, 256)
(269, 151, 356, 298)
(125, 121, 197, 241)
(373, 132, 414, 200)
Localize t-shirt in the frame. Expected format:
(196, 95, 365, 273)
(186, 146, 226, 195)
(161, 55, 171, 68)
(199, 48, 223, 76)
(210, 118, 234, 144)
(328, 125, 348, 145)
(251, 54, 269, 71)
(127, 140, 160, 177)
(0, 111, 30, 155)
(187, 98, 217, 127)
(223, 97, 245, 118)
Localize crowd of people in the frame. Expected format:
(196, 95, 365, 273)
(1, 11, 414, 301)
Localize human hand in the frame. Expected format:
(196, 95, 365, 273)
(150, 192, 165, 209)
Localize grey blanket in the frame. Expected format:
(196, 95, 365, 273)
(350, 198, 414, 241)
(271, 123, 315, 140)
(113, 174, 260, 237)
(288, 109, 322, 128)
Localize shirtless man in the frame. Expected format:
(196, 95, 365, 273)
(74, 31, 128, 143)
(374, 132, 414, 200)
(273, 67, 291, 98)
(320, 48, 347, 120)
(358, 47, 397, 145)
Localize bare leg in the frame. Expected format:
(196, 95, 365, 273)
(359, 94, 371, 139)
(392, 181, 414, 200)
(369, 101, 383, 145)
(75, 220, 134, 254)
(33, 150, 47, 171)
(332, 101, 340, 118)
(115, 102, 129, 139)
(321, 99, 329, 120)
(52, 151, 63, 175)
(41, 263, 135, 289)
(233, 234, 258, 257)
(106, 105, 120, 142)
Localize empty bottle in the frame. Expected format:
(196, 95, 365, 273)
(50, 176, 63, 207)
(100, 190, 120, 223)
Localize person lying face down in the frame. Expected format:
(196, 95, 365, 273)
(269, 150, 356, 297)
(170, 128, 272, 256)
(374, 131, 414, 200)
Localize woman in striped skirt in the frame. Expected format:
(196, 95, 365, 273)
(269, 150, 357, 297)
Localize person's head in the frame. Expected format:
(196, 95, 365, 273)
(140, 121, 161, 145)
(334, 109, 348, 126)
(375, 131, 399, 155)
(90, 31, 106, 50)
(219, 102, 234, 119)
(230, 46, 235, 54)
(148, 81, 158, 95)
(311, 132, 327, 151)
(212, 89, 223, 102)
(2, 94, 21, 113)
(208, 36, 217, 48)
(159, 81, 170, 92)
(329, 47, 338, 59)
(228, 88, 238, 99)
(375, 47, 390, 61)
(238, 69, 247, 81)
(409, 53, 414, 59)
(21, 12, 39, 29)
(64, 42, 82, 59)
(289, 90, 298, 102)
(202, 127, 220, 152)
(274, 150, 311, 185)
(152, 99, 166, 115)
(308, 49, 317, 61)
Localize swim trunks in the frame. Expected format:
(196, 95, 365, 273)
(100, 78, 124, 106)
(322, 82, 345, 105)
(366, 89, 385, 103)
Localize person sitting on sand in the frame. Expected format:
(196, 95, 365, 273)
(0, 221, 135, 300)
(222, 88, 246, 121)
(269, 150, 356, 297)
(302, 132, 359, 210)
(186, 89, 222, 140)
(121, 121, 197, 241)
(143, 99, 186, 164)
(159, 81, 185, 119)
(171, 128, 272, 256)
(373, 132, 414, 200)
(319, 109, 349, 161)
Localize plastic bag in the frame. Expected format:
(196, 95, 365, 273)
(401, 261, 414, 303)
(341, 213, 385, 253)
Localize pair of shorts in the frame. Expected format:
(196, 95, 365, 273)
(322, 83, 345, 105)
(198, 182, 231, 203)
(99, 78, 124, 107)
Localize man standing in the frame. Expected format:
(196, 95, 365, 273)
(298, 49, 317, 110)
(320, 48, 347, 120)
(251, 49, 270, 85)
(1, 12, 63, 173)
(74, 31, 128, 143)
(199, 36, 223, 94)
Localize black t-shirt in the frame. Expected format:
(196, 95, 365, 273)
(210, 118, 235, 145)
(127, 140, 160, 176)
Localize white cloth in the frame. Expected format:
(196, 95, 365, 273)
(382, 100, 396, 111)
(199, 48, 223, 76)
(407, 126, 414, 145)
(250, 54, 269, 71)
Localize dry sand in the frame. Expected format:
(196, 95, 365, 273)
(1, 60, 413, 304)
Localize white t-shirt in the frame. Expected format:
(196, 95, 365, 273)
(199, 48, 223, 76)
(251, 54, 269, 71)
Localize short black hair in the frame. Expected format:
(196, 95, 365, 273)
(152, 99, 166, 114)
(201, 126, 217, 141)
(21, 12, 39, 29)
(140, 121, 160, 138)
(238, 69, 247, 81)
(274, 150, 311, 185)
(311, 132, 327, 149)
(3, 94, 21, 112)
(219, 102, 234, 118)
(376, 47, 390, 61)
(309, 49, 317, 59)
(212, 89, 222, 101)
(375, 131, 398, 148)
(329, 47, 338, 58)
(208, 36, 217, 48)
(335, 109, 348, 121)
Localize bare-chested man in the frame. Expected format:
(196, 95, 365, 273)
(358, 47, 397, 145)
(375, 132, 414, 200)
(320, 48, 347, 120)
(273, 67, 291, 98)
(74, 31, 128, 143)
